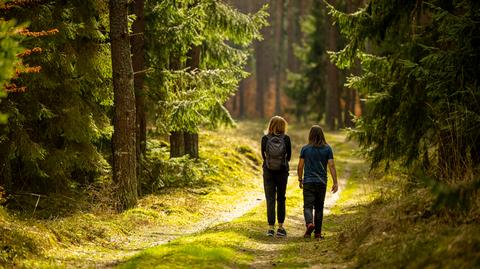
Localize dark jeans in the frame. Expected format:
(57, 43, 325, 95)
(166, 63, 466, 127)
(263, 168, 288, 226)
(303, 183, 327, 234)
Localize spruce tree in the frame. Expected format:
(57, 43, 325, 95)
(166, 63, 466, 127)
(0, 1, 113, 194)
(328, 0, 480, 183)
(0, 15, 24, 192)
(145, 0, 267, 158)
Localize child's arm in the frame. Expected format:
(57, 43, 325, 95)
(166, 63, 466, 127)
(297, 158, 304, 189)
(328, 159, 338, 193)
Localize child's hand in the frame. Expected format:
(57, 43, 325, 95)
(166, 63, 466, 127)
(331, 182, 338, 193)
(298, 179, 303, 189)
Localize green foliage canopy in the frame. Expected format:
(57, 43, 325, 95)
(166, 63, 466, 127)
(328, 0, 480, 183)
(146, 0, 268, 133)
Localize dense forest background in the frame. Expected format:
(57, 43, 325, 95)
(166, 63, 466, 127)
(225, 0, 362, 130)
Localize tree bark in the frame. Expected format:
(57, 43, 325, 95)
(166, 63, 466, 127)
(170, 131, 185, 157)
(184, 45, 201, 159)
(110, 0, 137, 211)
(184, 133, 199, 159)
(326, 0, 340, 130)
(274, 0, 288, 115)
(131, 0, 145, 196)
(255, 0, 273, 118)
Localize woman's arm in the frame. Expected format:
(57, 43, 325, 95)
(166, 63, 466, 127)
(285, 136, 292, 162)
(261, 136, 267, 160)
(297, 158, 304, 189)
(328, 159, 338, 193)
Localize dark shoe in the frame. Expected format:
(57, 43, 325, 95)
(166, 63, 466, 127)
(266, 229, 275, 237)
(276, 228, 287, 237)
(314, 233, 324, 239)
(303, 223, 314, 238)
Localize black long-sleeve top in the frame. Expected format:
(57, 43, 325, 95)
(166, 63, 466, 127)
(261, 134, 292, 172)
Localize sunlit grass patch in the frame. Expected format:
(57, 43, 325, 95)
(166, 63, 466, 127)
(119, 231, 254, 269)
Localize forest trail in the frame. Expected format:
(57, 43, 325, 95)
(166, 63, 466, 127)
(54, 190, 266, 268)
(117, 125, 368, 269)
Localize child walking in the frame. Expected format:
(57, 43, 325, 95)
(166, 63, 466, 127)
(297, 125, 338, 239)
(261, 116, 291, 237)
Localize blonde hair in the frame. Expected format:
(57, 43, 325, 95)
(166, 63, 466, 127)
(267, 116, 287, 135)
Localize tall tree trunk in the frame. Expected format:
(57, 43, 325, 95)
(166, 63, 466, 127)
(326, 0, 340, 130)
(131, 0, 145, 196)
(184, 45, 201, 159)
(110, 0, 137, 211)
(287, 0, 301, 72)
(255, 0, 273, 118)
(274, 0, 288, 115)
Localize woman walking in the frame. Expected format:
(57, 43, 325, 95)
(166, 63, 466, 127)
(298, 125, 338, 239)
(261, 116, 291, 237)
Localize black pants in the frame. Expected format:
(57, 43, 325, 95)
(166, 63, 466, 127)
(263, 168, 288, 226)
(303, 183, 327, 234)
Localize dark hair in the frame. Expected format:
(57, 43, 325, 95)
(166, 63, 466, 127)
(308, 125, 327, 147)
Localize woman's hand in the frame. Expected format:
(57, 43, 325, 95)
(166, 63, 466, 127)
(331, 182, 338, 193)
(298, 179, 303, 189)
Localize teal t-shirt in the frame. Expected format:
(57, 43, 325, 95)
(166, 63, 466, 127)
(300, 144, 333, 185)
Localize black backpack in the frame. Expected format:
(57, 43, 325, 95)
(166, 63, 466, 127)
(265, 134, 286, 170)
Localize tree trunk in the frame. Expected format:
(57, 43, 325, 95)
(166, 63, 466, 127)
(110, 0, 137, 211)
(274, 0, 288, 115)
(184, 133, 199, 159)
(170, 131, 185, 157)
(184, 45, 201, 159)
(326, 0, 340, 130)
(255, 0, 273, 118)
(131, 0, 145, 196)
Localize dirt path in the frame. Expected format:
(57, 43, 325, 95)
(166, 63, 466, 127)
(58, 189, 265, 268)
(250, 170, 348, 268)
(111, 128, 366, 268)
